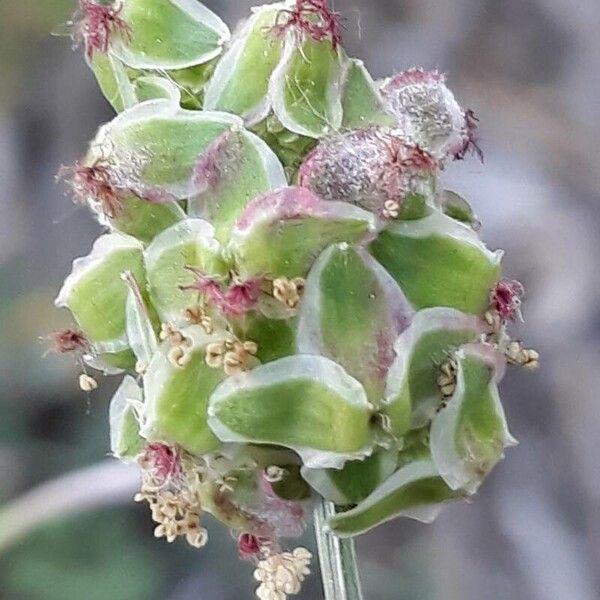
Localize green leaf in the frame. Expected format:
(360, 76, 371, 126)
(430, 343, 516, 493)
(370, 211, 503, 315)
(142, 327, 226, 455)
(229, 187, 375, 278)
(327, 458, 461, 537)
(111, 0, 230, 70)
(55, 234, 145, 352)
(208, 355, 375, 469)
(298, 243, 413, 403)
(301, 448, 398, 505)
(144, 219, 228, 323)
(341, 58, 396, 128)
(270, 37, 345, 138)
(382, 308, 486, 434)
(187, 128, 287, 242)
(204, 4, 285, 124)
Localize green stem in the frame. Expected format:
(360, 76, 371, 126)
(313, 498, 364, 600)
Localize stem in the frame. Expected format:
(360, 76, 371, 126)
(313, 498, 364, 600)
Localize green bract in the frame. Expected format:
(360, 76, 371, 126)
(111, 0, 230, 70)
(56, 1, 532, 583)
(430, 343, 517, 493)
(370, 211, 503, 314)
(207, 355, 375, 469)
(56, 233, 145, 359)
(143, 328, 226, 454)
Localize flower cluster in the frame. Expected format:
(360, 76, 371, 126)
(53, 1, 537, 598)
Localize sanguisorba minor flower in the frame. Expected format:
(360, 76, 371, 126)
(53, 1, 538, 597)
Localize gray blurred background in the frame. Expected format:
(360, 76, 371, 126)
(1, 1, 599, 598)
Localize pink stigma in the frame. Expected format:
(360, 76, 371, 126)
(454, 109, 484, 162)
(221, 279, 262, 316)
(238, 533, 262, 560)
(48, 329, 90, 354)
(143, 443, 182, 484)
(74, 1, 131, 60)
(272, 0, 343, 50)
(181, 268, 262, 317)
(490, 279, 525, 322)
(58, 162, 122, 218)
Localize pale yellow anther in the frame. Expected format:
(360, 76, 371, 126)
(243, 340, 259, 355)
(160, 323, 192, 347)
(168, 346, 192, 369)
(265, 465, 286, 483)
(183, 306, 214, 334)
(382, 199, 400, 219)
(505, 340, 539, 370)
(79, 373, 98, 392)
(205, 341, 226, 369)
(437, 360, 457, 399)
(224, 352, 245, 376)
(273, 277, 305, 309)
(135, 360, 147, 375)
(254, 547, 312, 600)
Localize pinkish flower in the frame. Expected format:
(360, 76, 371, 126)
(142, 443, 182, 485)
(272, 0, 343, 50)
(490, 278, 525, 322)
(238, 533, 263, 561)
(73, 0, 131, 60)
(181, 268, 262, 317)
(221, 279, 263, 316)
(181, 267, 224, 303)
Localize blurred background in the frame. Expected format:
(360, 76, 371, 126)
(1, 0, 599, 598)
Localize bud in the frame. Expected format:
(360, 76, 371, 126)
(380, 68, 482, 161)
(299, 127, 437, 217)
